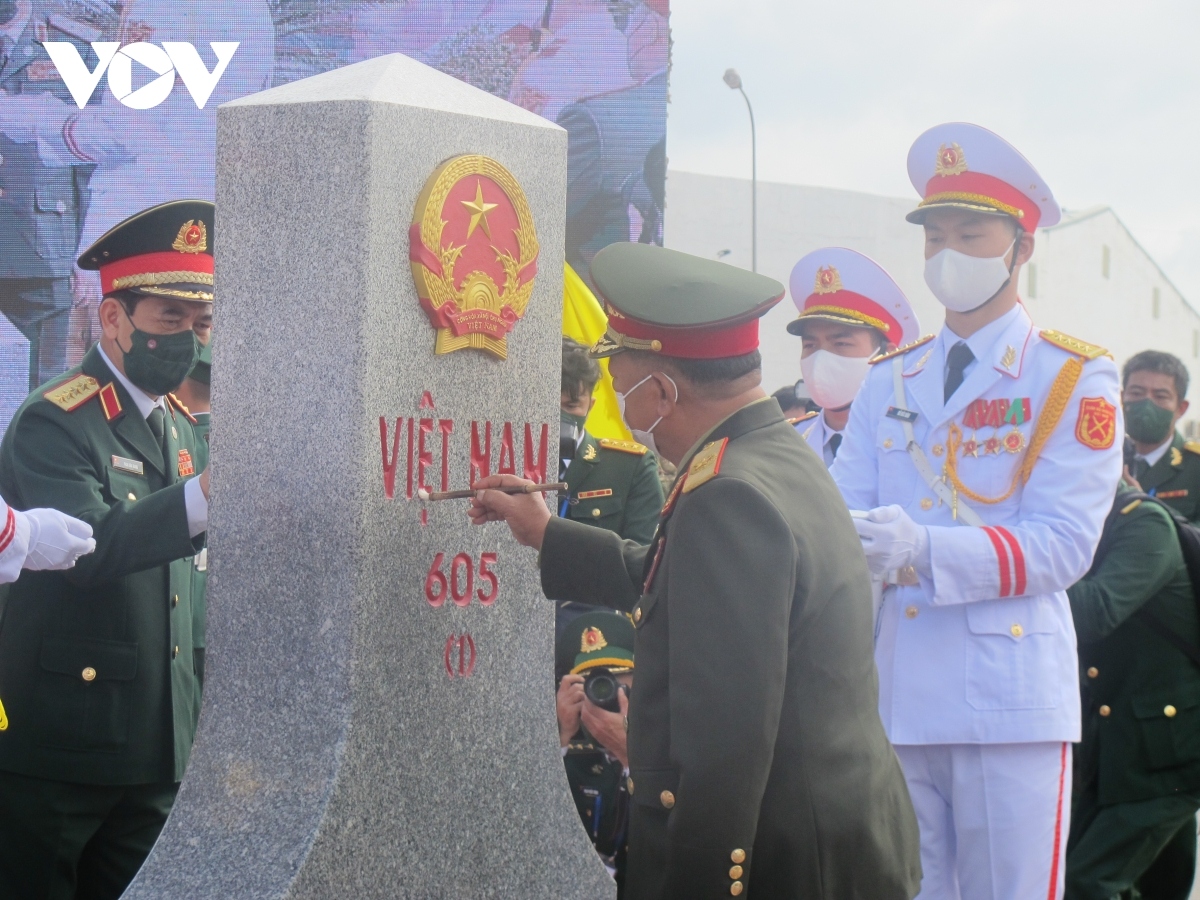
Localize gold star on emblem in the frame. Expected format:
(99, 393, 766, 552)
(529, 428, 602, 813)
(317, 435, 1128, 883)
(461, 179, 498, 239)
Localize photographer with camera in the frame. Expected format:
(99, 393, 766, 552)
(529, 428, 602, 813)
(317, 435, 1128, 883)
(556, 610, 635, 896)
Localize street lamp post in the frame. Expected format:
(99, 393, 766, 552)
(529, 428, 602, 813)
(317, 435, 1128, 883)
(723, 68, 756, 273)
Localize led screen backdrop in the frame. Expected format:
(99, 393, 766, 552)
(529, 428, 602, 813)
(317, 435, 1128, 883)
(0, 0, 669, 431)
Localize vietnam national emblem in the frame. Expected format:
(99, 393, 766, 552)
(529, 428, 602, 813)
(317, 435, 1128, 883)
(409, 155, 539, 360)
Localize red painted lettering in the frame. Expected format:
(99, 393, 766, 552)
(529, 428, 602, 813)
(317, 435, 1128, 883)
(406, 416, 415, 500)
(420, 391, 435, 410)
(478, 552, 499, 605)
(379, 417, 403, 500)
(523, 423, 548, 483)
(444, 633, 476, 678)
(470, 421, 492, 486)
(418, 418, 434, 494)
(450, 552, 474, 607)
(438, 419, 454, 491)
(497, 422, 516, 475)
(425, 552, 447, 607)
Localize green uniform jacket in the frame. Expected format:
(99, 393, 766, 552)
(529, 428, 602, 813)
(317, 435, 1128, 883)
(0, 346, 204, 786)
(1140, 431, 1200, 523)
(564, 432, 663, 544)
(190, 411, 210, 705)
(541, 399, 921, 900)
(1069, 489, 1200, 805)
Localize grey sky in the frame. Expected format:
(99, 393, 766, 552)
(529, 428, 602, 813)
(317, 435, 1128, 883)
(666, 0, 1200, 303)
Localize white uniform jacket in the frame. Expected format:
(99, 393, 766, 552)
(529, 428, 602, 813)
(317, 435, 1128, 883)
(796, 411, 839, 467)
(832, 306, 1122, 745)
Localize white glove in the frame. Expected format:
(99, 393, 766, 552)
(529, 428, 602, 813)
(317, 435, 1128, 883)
(20, 508, 96, 571)
(853, 505, 928, 577)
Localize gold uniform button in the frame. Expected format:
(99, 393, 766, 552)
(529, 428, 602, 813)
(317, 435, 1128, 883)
(1087, 667, 1099, 679)
(731, 849, 746, 864)
(730, 882, 744, 896)
(920, 498, 934, 511)
(626, 777, 634, 794)
(591, 508, 601, 518)
(1099, 705, 1111, 717)
(634, 608, 642, 623)
(660, 790, 675, 809)
(172, 594, 179, 608)
(1010, 623, 1023, 638)
(883, 438, 894, 449)
(173, 646, 180, 659)
(171, 426, 178, 440)
(932, 444, 945, 457)
(81, 667, 96, 682)
(729, 865, 743, 879)
(127, 492, 137, 501)
(1165, 705, 1178, 718)
(905, 606, 918, 619)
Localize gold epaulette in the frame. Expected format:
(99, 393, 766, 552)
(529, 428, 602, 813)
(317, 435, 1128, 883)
(1039, 330, 1111, 360)
(598, 438, 648, 456)
(1120, 498, 1143, 515)
(1185, 441, 1200, 457)
(787, 411, 819, 425)
(42, 374, 100, 412)
(868, 334, 935, 365)
(168, 392, 199, 424)
(682, 438, 728, 494)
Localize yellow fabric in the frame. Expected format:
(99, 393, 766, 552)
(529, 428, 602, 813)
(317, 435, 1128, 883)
(563, 263, 632, 441)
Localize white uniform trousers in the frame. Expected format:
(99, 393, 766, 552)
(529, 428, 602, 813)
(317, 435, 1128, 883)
(895, 742, 1071, 900)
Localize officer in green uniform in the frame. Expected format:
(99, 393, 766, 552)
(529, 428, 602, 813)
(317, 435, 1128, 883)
(470, 242, 921, 900)
(0, 199, 213, 900)
(1118, 350, 1200, 897)
(557, 610, 636, 897)
(175, 338, 211, 700)
(1123, 350, 1200, 522)
(1066, 485, 1200, 900)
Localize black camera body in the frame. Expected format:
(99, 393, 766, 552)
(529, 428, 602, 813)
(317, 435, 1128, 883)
(584, 668, 624, 713)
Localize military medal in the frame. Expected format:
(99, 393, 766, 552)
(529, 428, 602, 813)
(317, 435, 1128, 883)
(1002, 429, 1026, 454)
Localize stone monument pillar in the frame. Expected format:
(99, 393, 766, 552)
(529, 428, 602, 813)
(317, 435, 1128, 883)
(125, 53, 615, 900)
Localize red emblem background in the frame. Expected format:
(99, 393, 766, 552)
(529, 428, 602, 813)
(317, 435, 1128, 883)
(1075, 396, 1117, 450)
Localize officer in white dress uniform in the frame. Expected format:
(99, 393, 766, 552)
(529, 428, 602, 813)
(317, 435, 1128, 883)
(786, 247, 921, 467)
(831, 123, 1123, 900)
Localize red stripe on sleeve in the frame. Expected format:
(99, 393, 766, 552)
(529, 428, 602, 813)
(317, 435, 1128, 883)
(994, 527, 1026, 596)
(981, 526, 1012, 598)
(1046, 742, 1068, 900)
(0, 507, 16, 555)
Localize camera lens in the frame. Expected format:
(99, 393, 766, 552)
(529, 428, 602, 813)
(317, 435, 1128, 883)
(584, 671, 622, 712)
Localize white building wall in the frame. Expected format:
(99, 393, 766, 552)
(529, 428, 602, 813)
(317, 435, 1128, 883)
(664, 170, 1200, 433)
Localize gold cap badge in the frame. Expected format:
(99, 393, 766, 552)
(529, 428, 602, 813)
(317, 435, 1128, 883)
(935, 143, 968, 176)
(580, 627, 608, 653)
(813, 265, 843, 294)
(172, 220, 207, 254)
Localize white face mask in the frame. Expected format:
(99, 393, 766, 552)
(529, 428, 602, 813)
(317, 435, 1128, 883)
(800, 349, 873, 411)
(615, 372, 678, 456)
(923, 240, 1016, 313)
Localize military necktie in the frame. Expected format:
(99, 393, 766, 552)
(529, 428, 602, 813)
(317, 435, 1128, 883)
(944, 341, 975, 402)
(828, 433, 843, 459)
(1135, 457, 1151, 481)
(147, 406, 167, 460)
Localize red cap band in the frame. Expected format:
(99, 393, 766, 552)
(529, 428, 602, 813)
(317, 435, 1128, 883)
(100, 251, 214, 296)
(612, 316, 761, 359)
(922, 171, 1040, 231)
(802, 290, 901, 338)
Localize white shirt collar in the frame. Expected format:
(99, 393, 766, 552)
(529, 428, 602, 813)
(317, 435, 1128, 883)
(943, 304, 1024, 365)
(97, 344, 166, 420)
(1139, 436, 1173, 468)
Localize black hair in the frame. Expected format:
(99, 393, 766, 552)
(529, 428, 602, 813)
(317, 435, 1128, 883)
(562, 337, 601, 402)
(104, 289, 145, 316)
(1123, 350, 1189, 401)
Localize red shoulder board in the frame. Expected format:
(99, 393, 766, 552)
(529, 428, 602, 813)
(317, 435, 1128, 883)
(168, 393, 198, 425)
(98, 383, 123, 422)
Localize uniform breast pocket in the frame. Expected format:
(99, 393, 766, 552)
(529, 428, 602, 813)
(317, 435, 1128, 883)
(1133, 686, 1200, 771)
(876, 421, 916, 508)
(107, 468, 149, 504)
(35, 637, 138, 751)
(34, 187, 77, 260)
(570, 492, 626, 527)
(965, 598, 1065, 710)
